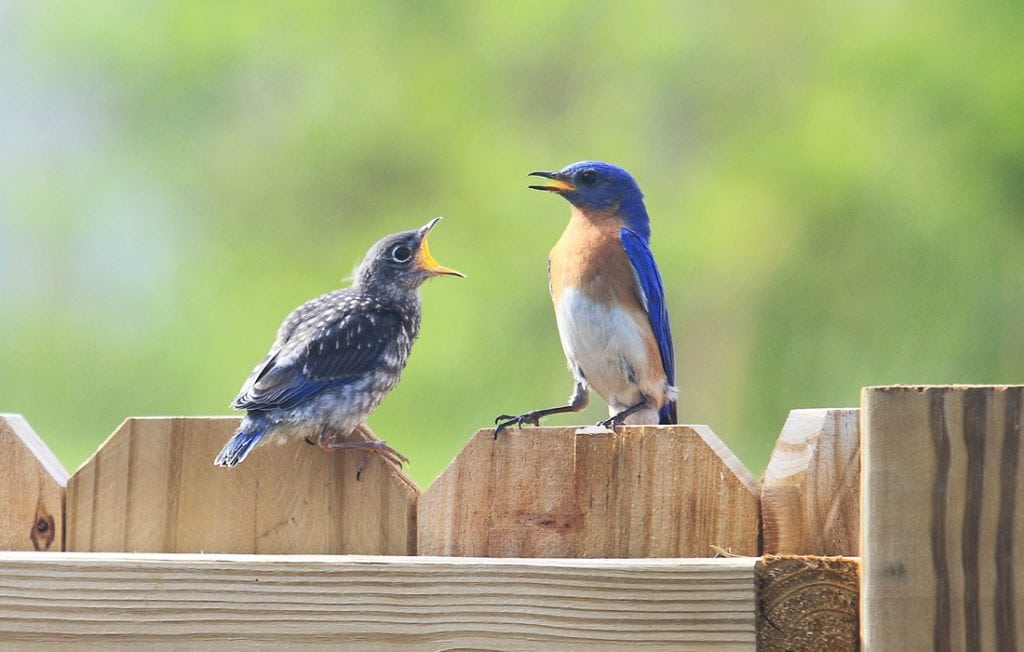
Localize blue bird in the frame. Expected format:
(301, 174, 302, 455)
(215, 218, 463, 472)
(496, 161, 676, 431)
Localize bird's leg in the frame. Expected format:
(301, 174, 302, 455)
(304, 425, 328, 446)
(317, 430, 409, 480)
(598, 397, 651, 428)
(494, 382, 589, 437)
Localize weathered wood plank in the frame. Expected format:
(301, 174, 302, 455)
(66, 417, 418, 555)
(755, 555, 859, 651)
(862, 385, 1024, 651)
(0, 552, 757, 650)
(418, 425, 761, 558)
(761, 408, 859, 555)
(0, 414, 68, 551)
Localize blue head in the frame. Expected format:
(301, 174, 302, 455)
(529, 161, 651, 240)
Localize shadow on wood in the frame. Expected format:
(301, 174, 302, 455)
(66, 417, 418, 554)
(0, 415, 68, 551)
(418, 425, 760, 558)
(756, 555, 859, 651)
(761, 408, 860, 555)
(862, 385, 1024, 651)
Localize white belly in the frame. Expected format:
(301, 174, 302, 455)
(555, 287, 663, 418)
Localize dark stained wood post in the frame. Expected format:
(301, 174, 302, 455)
(862, 385, 1024, 650)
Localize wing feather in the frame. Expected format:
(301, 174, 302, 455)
(232, 296, 406, 412)
(620, 227, 676, 423)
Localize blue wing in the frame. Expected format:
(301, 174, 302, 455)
(620, 228, 676, 424)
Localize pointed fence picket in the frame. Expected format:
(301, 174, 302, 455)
(0, 414, 67, 552)
(65, 417, 417, 555)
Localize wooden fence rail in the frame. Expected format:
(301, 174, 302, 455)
(1, 384, 1021, 649)
(0, 553, 759, 649)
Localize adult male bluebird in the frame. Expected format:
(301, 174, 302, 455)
(215, 218, 463, 472)
(496, 161, 676, 431)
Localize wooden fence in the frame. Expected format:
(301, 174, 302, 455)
(0, 385, 1020, 649)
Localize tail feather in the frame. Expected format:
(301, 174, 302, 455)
(659, 400, 677, 425)
(214, 426, 265, 467)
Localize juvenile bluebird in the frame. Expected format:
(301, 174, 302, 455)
(496, 161, 676, 432)
(215, 217, 463, 472)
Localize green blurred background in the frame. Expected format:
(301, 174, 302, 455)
(2, 2, 1022, 487)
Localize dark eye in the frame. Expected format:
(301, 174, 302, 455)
(391, 245, 413, 263)
(577, 169, 598, 185)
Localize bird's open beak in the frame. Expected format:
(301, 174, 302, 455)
(528, 170, 575, 193)
(417, 217, 465, 278)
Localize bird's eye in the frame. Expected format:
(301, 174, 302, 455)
(391, 245, 413, 263)
(577, 169, 598, 185)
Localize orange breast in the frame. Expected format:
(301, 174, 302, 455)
(549, 207, 643, 311)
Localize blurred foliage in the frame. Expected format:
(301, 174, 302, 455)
(1, 1, 1022, 487)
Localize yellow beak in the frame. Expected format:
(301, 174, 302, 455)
(417, 217, 465, 278)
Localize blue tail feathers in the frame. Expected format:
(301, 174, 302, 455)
(659, 400, 677, 425)
(214, 423, 266, 467)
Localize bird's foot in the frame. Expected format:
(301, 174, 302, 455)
(353, 441, 410, 480)
(319, 438, 410, 480)
(597, 415, 623, 429)
(493, 412, 542, 438)
(598, 400, 649, 429)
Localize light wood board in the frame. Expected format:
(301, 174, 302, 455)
(66, 417, 418, 555)
(0, 551, 757, 650)
(418, 425, 761, 558)
(0, 414, 68, 551)
(761, 408, 860, 555)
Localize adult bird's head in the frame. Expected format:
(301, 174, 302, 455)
(529, 161, 651, 240)
(356, 217, 465, 293)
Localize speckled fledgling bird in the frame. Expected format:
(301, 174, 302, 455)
(215, 217, 463, 471)
(496, 161, 676, 432)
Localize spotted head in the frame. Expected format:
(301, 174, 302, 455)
(354, 217, 465, 293)
(529, 161, 651, 240)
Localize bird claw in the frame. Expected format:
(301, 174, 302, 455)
(358, 440, 410, 481)
(320, 438, 409, 480)
(493, 413, 541, 438)
(371, 440, 411, 467)
(597, 415, 623, 429)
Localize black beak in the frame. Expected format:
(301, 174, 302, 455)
(528, 171, 575, 193)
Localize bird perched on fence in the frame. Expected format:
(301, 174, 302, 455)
(215, 217, 463, 473)
(496, 161, 676, 432)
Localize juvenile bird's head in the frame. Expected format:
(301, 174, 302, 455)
(529, 161, 651, 240)
(355, 217, 464, 293)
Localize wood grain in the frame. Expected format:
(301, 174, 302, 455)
(761, 408, 860, 555)
(418, 425, 761, 558)
(862, 385, 1024, 651)
(66, 417, 418, 555)
(0, 551, 757, 650)
(756, 555, 859, 651)
(0, 414, 68, 551)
